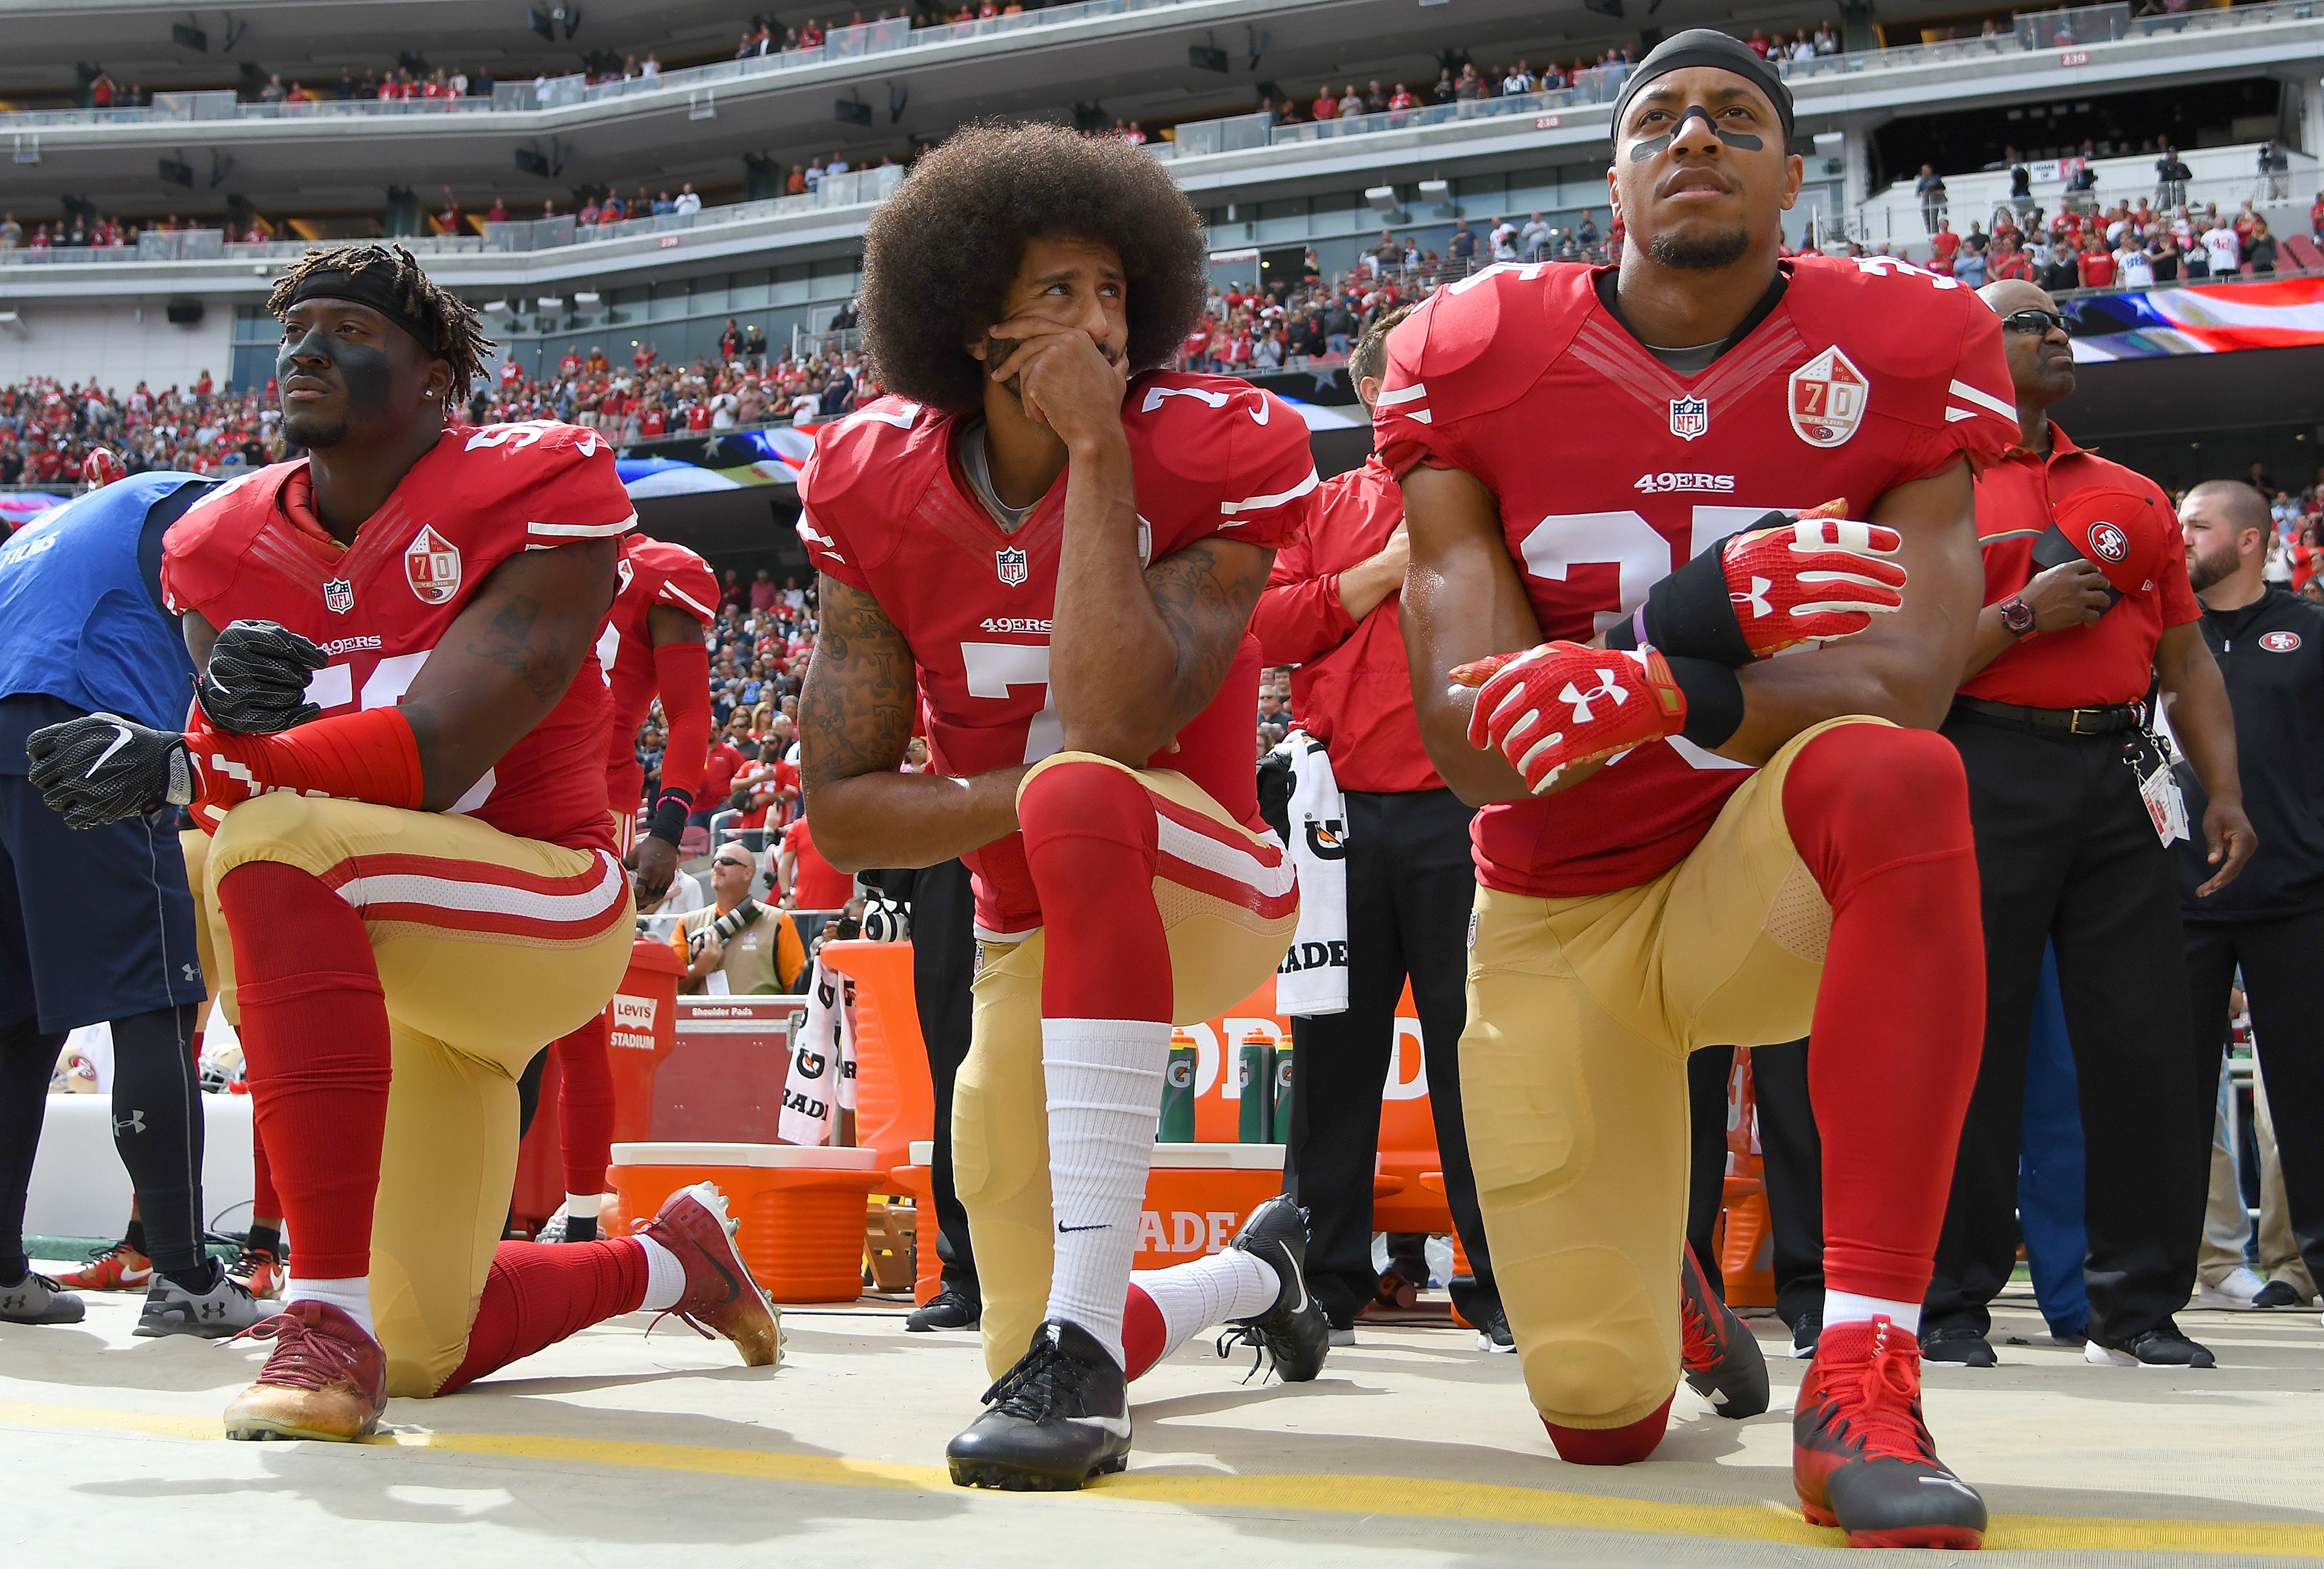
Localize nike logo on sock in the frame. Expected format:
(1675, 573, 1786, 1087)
(1056, 1222, 1109, 1234)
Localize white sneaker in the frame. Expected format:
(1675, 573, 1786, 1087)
(2193, 1266, 2267, 1309)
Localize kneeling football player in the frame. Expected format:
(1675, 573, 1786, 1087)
(29, 243, 778, 1441)
(796, 124, 1329, 1490)
(1387, 34, 2021, 1549)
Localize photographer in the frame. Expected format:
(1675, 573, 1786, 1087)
(679, 844, 805, 995)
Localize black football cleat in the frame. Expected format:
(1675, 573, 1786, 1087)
(948, 1319, 1131, 1491)
(1795, 1316, 1987, 1550)
(1215, 1195, 1330, 1383)
(1679, 1240, 1769, 1418)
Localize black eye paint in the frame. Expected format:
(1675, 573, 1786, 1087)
(277, 320, 394, 415)
(1629, 105, 1764, 160)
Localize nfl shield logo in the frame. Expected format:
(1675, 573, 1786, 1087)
(995, 547, 1028, 588)
(322, 577, 355, 615)
(404, 525, 462, 605)
(1669, 395, 1709, 442)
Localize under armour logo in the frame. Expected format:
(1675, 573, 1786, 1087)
(200, 1301, 227, 1319)
(182, 962, 201, 983)
(1559, 671, 1629, 723)
(1733, 575, 1774, 619)
(115, 1110, 146, 1136)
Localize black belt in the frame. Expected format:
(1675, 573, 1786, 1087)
(1952, 696, 2142, 735)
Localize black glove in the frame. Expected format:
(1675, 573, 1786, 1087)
(26, 713, 195, 829)
(1256, 746, 1294, 845)
(197, 619, 329, 735)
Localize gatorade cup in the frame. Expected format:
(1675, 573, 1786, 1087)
(1158, 1029, 1197, 1142)
(1238, 1029, 1275, 1144)
(1270, 1041, 1293, 1145)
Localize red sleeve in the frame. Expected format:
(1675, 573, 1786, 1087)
(1370, 293, 1476, 481)
(1251, 539, 1357, 666)
(1215, 388, 1319, 550)
(487, 425, 634, 551)
(655, 551, 720, 625)
(651, 638, 713, 803)
(1893, 284, 2020, 488)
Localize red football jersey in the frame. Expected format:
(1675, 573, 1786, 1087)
(1375, 257, 2018, 897)
(160, 420, 636, 852)
(797, 372, 1319, 938)
(598, 532, 719, 812)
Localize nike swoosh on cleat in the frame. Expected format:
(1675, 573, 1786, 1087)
(690, 1241, 743, 1305)
(1065, 1413, 1131, 1437)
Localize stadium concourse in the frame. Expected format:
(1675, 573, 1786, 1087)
(5, 1287, 2320, 1565)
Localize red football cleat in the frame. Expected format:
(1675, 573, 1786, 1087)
(1679, 1240, 1770, 1418)
(636, 1181, 783, 1368)
(54, 1240, 152, 1292)
(223, 1301, 388, 1442)
(1794, 1316, 1987, 1550)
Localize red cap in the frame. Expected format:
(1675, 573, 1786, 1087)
(2053, 482, 2172, 597)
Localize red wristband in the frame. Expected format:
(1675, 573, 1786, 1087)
(186, 706, 425, 826)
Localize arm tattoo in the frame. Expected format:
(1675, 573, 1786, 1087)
(799, 574, 916, 803)
(1146, 538, 1269, 726)
(465, 593, 569, 702)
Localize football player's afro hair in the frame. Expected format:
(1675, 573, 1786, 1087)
(858, 122, 1210, 413)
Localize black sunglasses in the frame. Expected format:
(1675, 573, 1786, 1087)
(2002, 309, 2069, 336)
(712, 855, 753, 869)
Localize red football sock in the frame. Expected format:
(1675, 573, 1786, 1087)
(217, 860, 389, 1281)
(1122, 1283, 1166, 1381)
(436, 1237, 650, 1394)
(249, 1120, 280, 1222)
(1017, 760, 1169, 1022)
(552, 1012, 615, 1198)
(1783, 725, 1984, 1306)
(1544, 1395, 1674, 1466)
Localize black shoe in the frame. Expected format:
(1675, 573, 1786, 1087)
(947, 1319, 1131, 1490)
(1920, 1326, 1998, 1368)
(1789, 1313, 1822, 1360)
(906, 1287, 982, 1332)
(2086, 1326, 2215, 1368)
(1214, 1195, 1329, 1383)
(1474, 1300, 1516, 1354)
(2252, 1280, 2304, 1309)
(1679, 1241, 1769, 1418)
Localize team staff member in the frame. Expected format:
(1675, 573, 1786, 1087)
(1922, 280, 2253, 1370)
(0, 467, 260, 1338)
(2175, 480, 2324, 1307)
(1249, 305, 1505, 1349)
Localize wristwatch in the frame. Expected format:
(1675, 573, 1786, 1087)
(1999, 596, 2036, 636)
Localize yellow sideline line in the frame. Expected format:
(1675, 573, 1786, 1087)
(3, 1399, 2318, 1557)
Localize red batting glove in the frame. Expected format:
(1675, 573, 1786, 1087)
(1452, 642, 1688, 794)
(1720, 507, 1907, 657)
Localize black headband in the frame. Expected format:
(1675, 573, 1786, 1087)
(1611, 29, 1796, 147)
(283, 266, 442, 357)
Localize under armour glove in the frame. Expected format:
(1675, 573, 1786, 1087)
(25, 713, 194, 829)
(1454, 643, 1689, 795)
(1606, 502, 1907, 664)
(196, 619, 329, 736)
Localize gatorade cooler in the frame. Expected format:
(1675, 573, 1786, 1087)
(610, 1141, 882, 1302)
(1132, 1142, 1286, 1272)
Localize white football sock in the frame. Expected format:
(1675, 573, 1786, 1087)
(1824, 1289, 1921, 1337)
(1041, 1018, 1171, 1368)
(286, 1274, 374, 1335)
(1134, 1249, 1282, 1358)
(637, 1235, 686, 1312)
(564, 1192, 604, 1220)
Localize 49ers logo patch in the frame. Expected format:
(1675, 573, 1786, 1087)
(2261, 630, 2302, 653)
(1788, 346, 1870, 449)
(2087, 521, 2129, 563)
(405, 525, 462, 605)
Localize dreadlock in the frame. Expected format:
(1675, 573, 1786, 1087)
(266, 242, 495, 404)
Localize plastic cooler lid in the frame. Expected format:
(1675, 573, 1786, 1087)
(1150, 1142, 1286, 1170)
(609, 1142, 879, 1170)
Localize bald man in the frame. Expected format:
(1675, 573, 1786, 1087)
(2175, 478, 2324, 1311)
(1923, 279, 2253, 1371)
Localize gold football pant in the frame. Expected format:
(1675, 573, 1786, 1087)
(203, 794, 634, 1396)
(1462, 719, 1872, 1431)
(953, 753, 1299, 1380)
